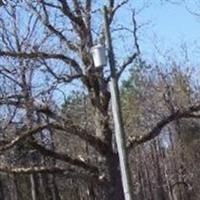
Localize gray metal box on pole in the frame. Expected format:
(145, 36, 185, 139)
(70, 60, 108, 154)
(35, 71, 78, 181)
(91, 44, 107, 67)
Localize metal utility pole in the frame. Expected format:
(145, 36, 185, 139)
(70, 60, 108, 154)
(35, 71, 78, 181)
(103, 6, 133, 200)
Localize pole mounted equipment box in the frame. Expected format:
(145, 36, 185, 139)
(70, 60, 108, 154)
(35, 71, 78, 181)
(91, 44, 107, 67)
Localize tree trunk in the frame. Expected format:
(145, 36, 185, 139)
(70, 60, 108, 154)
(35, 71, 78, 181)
(0, 178, 5, 200)
(38, 173, 49, 200)
(151, 141, 166, 200)
(9, 175, 19, 200)
(142, 149, 154, 200)
(50, 175, 61, 200)
(106, 152, 124, 200)
(30, 174, 37, 200)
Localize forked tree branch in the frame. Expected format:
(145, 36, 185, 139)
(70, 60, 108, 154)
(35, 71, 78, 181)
(109, 0, 129, 24)
(26, 1, 78, 52)
(116, 9, 140, 79)
(58, 0, 84, 26)
(117, 53, 138, 79)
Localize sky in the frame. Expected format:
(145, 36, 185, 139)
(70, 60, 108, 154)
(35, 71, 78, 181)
(143, 2, 200, 43)
(132, 1, 200, 64)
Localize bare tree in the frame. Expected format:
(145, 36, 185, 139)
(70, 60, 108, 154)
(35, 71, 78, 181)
(0, 1, 140, 199)
(0, 1, 200, 200)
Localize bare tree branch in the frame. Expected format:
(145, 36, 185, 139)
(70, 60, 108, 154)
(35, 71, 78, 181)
(50, 122, 111, 156)
(42, 60, 81, 83)
(0, 124, 49, 152)
(0, 165, 67, 174)
(0, 50, 81, 73)
(109, 0, 129, 24)
(116, 9, 140, 79)
(132, 9, 141, 56)
(30, 141, 99, 174)
(58, 0, 84, 26)
(0, 111, 110, 157)
(26, 1, 79, 52)
(128, 104, 200, 150)
(117, 53, 138, 79)
(0, 164, 107, 184)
